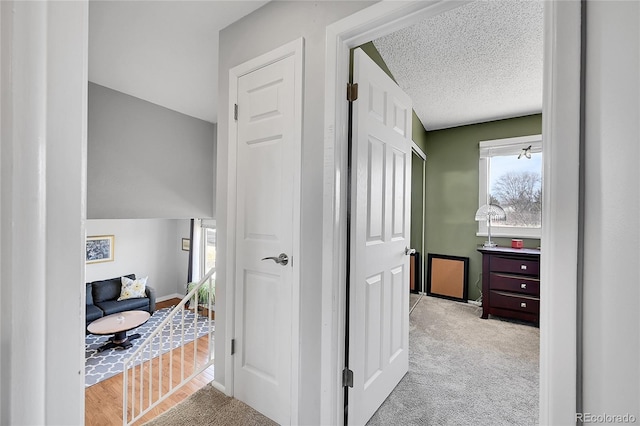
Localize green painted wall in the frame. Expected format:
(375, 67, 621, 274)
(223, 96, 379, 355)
(425, 114, 542, 301)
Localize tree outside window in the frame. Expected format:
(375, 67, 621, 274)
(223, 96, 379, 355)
(478, 135, 542, 238)
(489, 155, 542, 228)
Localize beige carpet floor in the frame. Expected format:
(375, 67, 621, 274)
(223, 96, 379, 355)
(143, 383, 276, 426)
(368, 295, 539, 425)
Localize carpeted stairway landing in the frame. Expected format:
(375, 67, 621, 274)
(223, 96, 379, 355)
(143, 383, 277, 426)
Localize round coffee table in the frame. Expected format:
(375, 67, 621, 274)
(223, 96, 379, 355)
(87, 310, 151, 352)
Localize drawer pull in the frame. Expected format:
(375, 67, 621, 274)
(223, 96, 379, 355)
(520, 264, 527, 270)
(521, 283, 527, 289)
(520, 302, 527, 308)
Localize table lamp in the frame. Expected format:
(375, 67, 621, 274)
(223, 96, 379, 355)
(475, 203, 507, 248)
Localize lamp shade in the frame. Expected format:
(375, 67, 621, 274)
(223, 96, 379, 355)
(474, 203, 507, 221)
(475, 203, 506, 248)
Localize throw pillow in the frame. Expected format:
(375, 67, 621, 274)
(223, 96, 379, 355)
(118, 276, 148, 301)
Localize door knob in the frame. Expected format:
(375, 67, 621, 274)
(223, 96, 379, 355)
(261, 253, 289, 266)
(405, 247, 416, 256)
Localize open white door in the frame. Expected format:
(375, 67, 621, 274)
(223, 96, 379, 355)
(347, 48, 412, 425)
(231, 40, 303, 425)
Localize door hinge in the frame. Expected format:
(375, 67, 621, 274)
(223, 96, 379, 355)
(342, 368, 354, 388)
(347, 83, 358, 102)
(234, 103, 238, 121)
(231, 339, 236, 355)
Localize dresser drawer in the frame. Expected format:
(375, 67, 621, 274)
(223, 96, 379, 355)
(490, 273, 540, 296)
(490, 290, 539, 314)
(491, 256, 539, 276)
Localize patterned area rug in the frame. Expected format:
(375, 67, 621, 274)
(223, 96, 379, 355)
(85, 307, 213, 387)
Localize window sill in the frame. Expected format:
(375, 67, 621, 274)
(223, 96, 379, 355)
(476, 231, 541, 240)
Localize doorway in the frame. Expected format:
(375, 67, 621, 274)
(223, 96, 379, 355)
(322, 1, 582, 424)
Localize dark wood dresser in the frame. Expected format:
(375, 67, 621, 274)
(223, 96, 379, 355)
(478, 246, 541, 325)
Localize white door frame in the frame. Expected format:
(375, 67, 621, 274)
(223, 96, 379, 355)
(225, 37, 303, 423)
(321, 1, 581, 425)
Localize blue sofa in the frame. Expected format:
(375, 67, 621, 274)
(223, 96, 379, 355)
(86, 274, 156, 328)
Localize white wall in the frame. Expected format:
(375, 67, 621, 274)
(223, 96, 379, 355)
(216, 2, 373, 424)
(86, 219, 191, 299)
(0, 2, 87, 424)
(88, 83, 216, 220)
(582, 0, 640, 418)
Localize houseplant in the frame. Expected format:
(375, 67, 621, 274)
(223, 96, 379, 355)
(186, 280, 215, 313)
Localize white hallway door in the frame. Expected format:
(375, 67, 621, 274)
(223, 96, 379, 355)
(348, 48, 412, 425)
(232, 40, 302, 425)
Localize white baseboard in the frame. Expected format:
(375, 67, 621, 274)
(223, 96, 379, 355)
(210, 380, 227, 395)
(156, 293, 184, 303)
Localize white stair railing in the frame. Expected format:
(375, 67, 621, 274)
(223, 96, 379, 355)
(123, 268, 216, 425)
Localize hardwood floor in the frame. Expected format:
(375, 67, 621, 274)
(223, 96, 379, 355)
(85, 299, 214, 426)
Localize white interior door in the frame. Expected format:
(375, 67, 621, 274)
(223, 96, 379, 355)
(233, 45, 301, 425)
(348, 48, 412, 425)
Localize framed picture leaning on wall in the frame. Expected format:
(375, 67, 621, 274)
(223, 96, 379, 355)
(426, 253, 469, 302)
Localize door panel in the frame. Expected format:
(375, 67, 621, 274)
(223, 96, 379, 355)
(367, 137, 385, 243)
(391, 148, 407, 239)
(390, 265, 405, 357)
(243, 270, 278, 381)
(364, 272, 384, 384)
(234, 54, 296, 425)
(348, 48, 412, 425)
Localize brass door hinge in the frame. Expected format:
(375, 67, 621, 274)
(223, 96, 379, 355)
(342, 368, 353, 388)
(347, 83, 358, 102)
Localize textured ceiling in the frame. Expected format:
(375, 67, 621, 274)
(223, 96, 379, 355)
(373, 0, 544, 131)
(89, 0, 268, 123)
(90, 1, 543, 128)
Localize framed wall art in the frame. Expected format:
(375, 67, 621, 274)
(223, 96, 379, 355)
(86, 235, 115, 264)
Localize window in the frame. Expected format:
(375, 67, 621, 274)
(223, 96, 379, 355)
(478, 134, 542, 239)
(201, 220, 216, 276)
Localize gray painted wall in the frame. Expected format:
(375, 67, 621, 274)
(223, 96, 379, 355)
(88, 82, 216, 219)
(216, 2, 374, 424)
